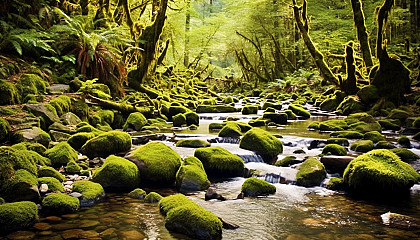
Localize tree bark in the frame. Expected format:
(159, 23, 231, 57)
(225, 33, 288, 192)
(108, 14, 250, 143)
(86, 95, 154, 117)
(350, 0, 374, 67)
(342, 42, 359, 94)
(184, 0, 191, 67)
(292, 0, 339, 86)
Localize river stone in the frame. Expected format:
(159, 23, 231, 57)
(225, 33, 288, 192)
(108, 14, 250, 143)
(381, 212, 420, 229)
(40, 183, 49, 193)
(49, 130, 71, 142)
(321, 156, 354, 174)
(33, 222, 52, 231)
(239, 128, 283, 162)
(6, 231, 36, 240)
(61, 229, 85, 239)
(23, 104, 60, 128)
(12, 127, 51, 147)
(296, 157, 327, 187)
(47, 84, 70, 94)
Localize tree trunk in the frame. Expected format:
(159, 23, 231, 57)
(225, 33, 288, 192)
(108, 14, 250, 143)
(86, 95, 154, 117)
(292, 0, 339, 86)
(342, 42, 359, 94)
(184, 0, 191, 67)
(350, 0, 374, 67)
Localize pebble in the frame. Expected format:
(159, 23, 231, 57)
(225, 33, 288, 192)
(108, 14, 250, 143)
(43, 216, 62, 222)
(61, 213, 79, 219)
(39, 184, 48, 193)
(6, 231, 36, 240)
(79, 220, 100, 228)
(61, 229, 84, 239)
(33, 222, 52, 231)
(64, 181, 73, 185)
(99, 228, 117, 238)
(120, 230, 145, 240)
(69, 192, 83, 198)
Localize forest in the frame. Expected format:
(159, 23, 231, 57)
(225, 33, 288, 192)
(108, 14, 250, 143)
(1, 0, 420, 239)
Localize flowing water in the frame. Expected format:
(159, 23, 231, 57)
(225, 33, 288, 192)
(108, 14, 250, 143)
(2, 103, 420, 240)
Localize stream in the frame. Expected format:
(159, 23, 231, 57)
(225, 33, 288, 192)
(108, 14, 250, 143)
(2, 101, 420, 240)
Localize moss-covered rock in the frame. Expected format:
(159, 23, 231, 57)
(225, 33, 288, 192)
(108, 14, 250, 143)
(0, 118, 11, 143)
(326, 177, 345, 191)
(239, 128, 283, 162)
(70, 99, 89, 122)
(0, 80, 20, 105)
(296, 157, 327, 187)
(128, 188, 147, 199)
(375, 140, 395, 149)
(72, 180, 105, 207)
(413, 117, 420, 128)
(241, 177, 276, 197)
(363, 131, 385, 143)
(16, 74, 48, 97)
(0, 201, 38, 233)
(275, 156, 299, 167)
(349, 121, 382, 133)
(159, 194, 222, 240)
(322, 144, 347, 156)
(49, 95, 71, 117)
(92, 155, 140, 191)
(397, 136, 410, 148)
(65, 161, 82, 174)
(45, 142, 78, 167)
(176, 156, 210, 193)
(378, 119, 400, 131)
(194, 146, 244, 177)
(173, 113, 187, 127)
(127, 142, 181, 185)
(357, 85, 380, 104)
(288, 104, 310, 119)
(388, 109, 412, 120)
(185, 111, 199, 126)
(0, 147, 37, 176)
(80, 130, 132, 159)
(285, 110, 297, 120)
(176, 139, 210, 148)
(248, 119, 268, 127)
(67, 132, 96, 151)
(42, 193, 80, 215)
(350, 140, 374, 153)
(208, 122, 226, 131)
(38, 177, 64, 192)
(343, 149, 420, 195)
(0, 169, 40, 202)
(144, 192, 163, 203)
(12, 127, 51, 147)
(23, 104, 60, 129)
(326, 138, 349, 146)
(11, 142, 47, 155)
(218, 122, 243, 138)
(23, 149, 51, 166)
(38, 166, 65, 182)
(331, 130, 364, 139)
(336, 96, 365, 115)
(196, 105, 237, 113)
(390, 148, 420, 161)
(61, 112, 82, 125)
(123, 112, 147, 131)
(242, 105, 258, 115)
(262, 101, 282, 110)
(262, 112, 288, 125)
(319, 120, 349, 131)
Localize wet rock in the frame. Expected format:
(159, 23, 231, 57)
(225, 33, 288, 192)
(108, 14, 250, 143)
(61, 229, 85, 239)
(176, 156, 210, 193)
(275, 156, 300, 167)
(23, 104, 60, 128)
(44, 216, 62, 222)
(0, 201, 38, 233)
(39, 183, 49, 193)
(42, 193, 80, 215)
(205, 187, 226, 201)
(33, 223, 52, 231)
(99, 228, 117, 238)
(293, 149, 306, 154)
(239, 128, 283, 162)
(321, 156, 354, 174)
(69, 192, 83, 198)
(194, 146, 244, 177)
(79, 220, 100, 228)
(219, 217, 239, 229)
(381, 212, 420, 229)
(132, 134, 166, 145)
(6, 231, 36, 240)
(144, 192, 163, 203)
(308, 140, 327, 149)
(241, 177, 276, 197)
(72, 180, 105, 207)
(120, 230, 145, 239)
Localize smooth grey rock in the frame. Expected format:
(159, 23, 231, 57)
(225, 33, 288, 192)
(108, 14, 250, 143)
(46, 84, 70, 94)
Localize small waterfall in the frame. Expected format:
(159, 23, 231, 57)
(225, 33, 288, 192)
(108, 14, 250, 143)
(237, 154, 264, 163)
(208, 137, 240, 144)
(256, 173, 284, 184)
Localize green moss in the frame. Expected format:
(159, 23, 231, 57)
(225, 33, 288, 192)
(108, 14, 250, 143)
(349, 121, 382, 133)
(184, 111, 199, 126)
(196, 105, 237, 113)
(262, 112, 288, 125)
(331, 131, 363, 139)
(176, 139, 210, 148)
(285, 110, 297, 120)
(343, 149, 420, 195)
(49, 95, 71, 117)
(0, 118, 11, 143)
(159, 194, 222, 239)
(296, 157, 327, 187)
(128, 188, 147, 199)
(218, 122, 243, 138)
(413, 117, 420, 128)
(70, 99, 89, 122)
(223, 96, 234, 104)
(11, 142, 47, 155)
(397, 136, 410, 148)
(131, 142, 181, 185)
(24, 150, 51, 166)
(0, 197, 4, 204)
(0, 147, 37, 176)
(0, 80, 20, 105)
(45, 142, 78, 167)
(16, 74, 47, 97)
(350, 140, 374, 153)
(388, 109, 412, 120)
(80, 130, 132, 159)
(378, 120, 400, 131)
(176, 156, 210, 193)
(242, 105, 259, 115)
(248, 119, 268, 127)
(326, 177, 345, 190)
(72, 180, 105, 200)
(38, 166, 65, 182)
(275, 156, 298, 167)
(307, 121, 320, 129)
(38, 177, 64, 192)
(67, 132, 96, 151)
(168, 106, 189, 119)
(241, 177, 276, 197)
(322, 144, 347, 156)
(390, 148, 420, 161)
(144, 192, 163, 203)
(173, 113, 186, 127)
(92, 155, 140, 191)
(208, 122, 226, 130)
(0, 201, 38, 232)
(76, 122, 103, 135)
(1, 169, 40, 202)
(375, 140, 394, 149)
(65, 161, 82, 174)
(336, 96, 365, 115)
(194, 146, 244, 177)
(42, 193, 80, 215)
(288, 104, 310, 119)
(123, 112, 147, 131)
(326, 138, 349, 146)
(239, 128, 283, 161)
(363, 131, 385, 143)
(12, 127, 51, 147)
(262, 101, 282, 110)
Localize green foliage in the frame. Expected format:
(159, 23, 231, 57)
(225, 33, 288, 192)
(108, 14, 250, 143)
(241, 177, 276, 197)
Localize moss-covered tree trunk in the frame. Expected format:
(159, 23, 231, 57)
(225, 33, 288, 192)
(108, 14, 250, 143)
(292, 0, 339, 86)
(350, 0, 374, 67)
(371, 0, 411, 104)
(342, 42, 359, 94)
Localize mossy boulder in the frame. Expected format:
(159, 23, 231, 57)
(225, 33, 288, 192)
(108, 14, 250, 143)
(123, 112, 147, 131)
(67, 132, 96, 151)
(218, 121, 251, 138)
(128, 188, 147, 199)
(288, 104, 310, 119)
(80, 130, 132, 159)
(127, 142, 181, 185)
(11, 142, 47, 155)
(0, 169, 40, 202)
(0, 147, 37, 176)
(378, 120, 400, 131)
(262, 112, 288, 125)
(185, 111, 199, 126)
(239, 128, 283, 162)
(319, 120, 348, 131)
(0, 118, 11, 143)
(42, 193, 80, 215)
(349, 121, 382, 133)
(275, 156, 299, 167)
(196, 105, 237, 113)
(0, 201, 38, 233)
(357, 85, 380, 104)
(0, 80, 20, 105)
(296, 158, 327, 187)
(388, 109, 412, 120)
(49, 95, 71, 117)
(194, 146, 244, 177)
(45, 142, 78, 167)
(176, 156, 210, 193)
(336, 96, 365, 115)
(12, 127, 51, 147)
(326, 177, 345, 191)
(92, 155, 140, 191)
(159, 194, 223, 240)
(330, 130, 364, 139)
(322, 144, 347, 156)
(241, 177, 276, 197)
(397, 136, 410, 148)
(390, 148, 420, 162)
(38, 177, 64, 192)
(38, 166, 65, 182)
(65, 161, 82, 174)
(61, 112, 82, 125)
(351, 140, 374, 153)
(168, 105, 189, 120)
(343, 149, 420, 195)
(173, 113, 187, 127)
(413, 117, 420, 128)
(242, 105, 258, 115)
(326, 138, 349, 146)
(363, 131, 385, 143)
(72, 180, 105, 207)
(375, 140, 395, 149)
(176, 139, 210, 148)
(16, 74, 48, 97)
(25, 149, 51, 166)
(23, 104, 60, 128)
(262, 101, 282, 110)
(144, 192, 163, 203)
